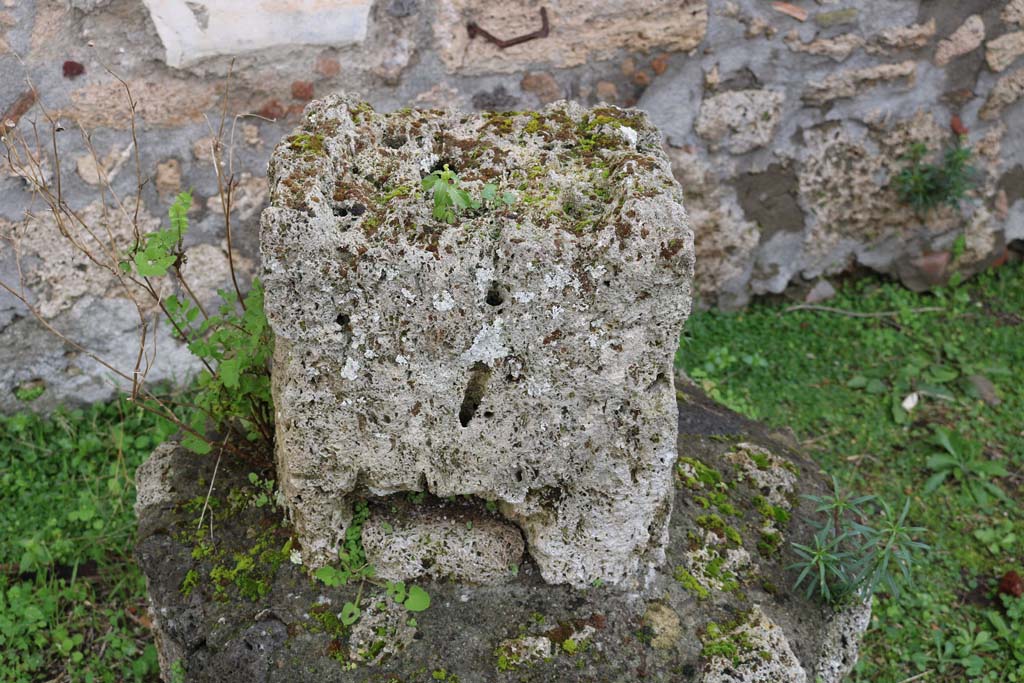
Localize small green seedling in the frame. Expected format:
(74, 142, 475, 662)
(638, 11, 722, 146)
(421, 165, 516, 223)
(893, 139, 975, 215)
(791, 477, 928, 606)
(923, 428, 1009, 508)
(422, 165, 478, 223)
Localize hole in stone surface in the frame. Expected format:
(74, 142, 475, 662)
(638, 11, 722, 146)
(336, 313, 350, 327)
(459, 362, 491, 427)
(485, 282, 504, 306)
(428, 158, 456, 175)
(647, 371, 669, 393)
(334, 202, 366, 217)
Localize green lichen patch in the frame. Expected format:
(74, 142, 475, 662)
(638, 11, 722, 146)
(700, 613, 758, 666)
(753, 495, 792, 526)
(676, 457, 723, 490)
(674, 567, 710, 599)
(288, 133, 325, 157)
(174, 476, 294, 603)
(696, 514, 742, 546)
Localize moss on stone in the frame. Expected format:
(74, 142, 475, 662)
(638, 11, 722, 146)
(753, 495, 791, 526)
(180, 568, 199, 597)
(676, 457, 723, 490)
(174, 479, 293, 602)
(695, 490, 740, 516)
(288, 133, 325, 157)
(696, 513, 742, 545)
(757, 531, 783, 557)
(700, 613, 757, 666)
(674, 567, 711, 599)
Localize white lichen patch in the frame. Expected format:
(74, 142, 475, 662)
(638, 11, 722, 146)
(347, 595, 417, 666)
(643, 603, 682, 650)
(496, 635, 553, 670)
(702, 606, 807, 683)
(726, 443, 797, 509)
(683, 530, 750, 594)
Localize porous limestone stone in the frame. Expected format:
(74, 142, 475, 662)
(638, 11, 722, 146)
(870, 19, 936, 52)
(361, 498, 525, 584)
(934, 15, 985, 67)
(347, 595, 418, 666)
(726, 442, 797, 509)
(986, 31, 1024, 73)
(1006, 0, 1024, 28)
(784, 31, 865, 62)
(981, 67, 1024, 120)
(701, 606, 807, 683)
(261, 94, 694, 588)
(803, 62, 917, 105)
(815, 599, 873, 683)
(694, 89, 784, 154)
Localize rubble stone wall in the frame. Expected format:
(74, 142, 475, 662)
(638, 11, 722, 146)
(2, 0, 1022, 411)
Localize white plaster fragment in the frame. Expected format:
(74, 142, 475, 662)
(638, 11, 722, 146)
(141, 0, 372, 68)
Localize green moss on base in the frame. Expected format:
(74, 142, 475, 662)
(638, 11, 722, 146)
(674, 567, 711, 599)
(677, 457, 723, 490)
(695, 490, 740, 516)
(696, 514, 742, 545)
(288, 133, 325, 157)
(757, 531, 783, 557)
(752, 496, 791, 526)
(700, 613, 756, 666)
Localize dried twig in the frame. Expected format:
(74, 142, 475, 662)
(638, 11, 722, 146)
(784, 304, 945, 318)
(196, 443, 225, 539)
(0, 66, 268, 464)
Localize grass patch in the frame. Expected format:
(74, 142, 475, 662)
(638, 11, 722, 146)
(677, 262, 1024, 681)
(0, 398, 174, 681)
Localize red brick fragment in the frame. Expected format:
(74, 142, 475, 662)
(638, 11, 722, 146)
(291, 80, 314, 101)
(63, 60, 86, 78)
(651, 54, 669, 75)
(256, 99, 286, 121)
(998, 570, 1023, 599)
(315, 54, 341, 78)
(2, 90, 37, 126)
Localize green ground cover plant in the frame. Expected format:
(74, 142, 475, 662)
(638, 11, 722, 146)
(677, 261, 1024, 682)
(0, 399, 171, 681)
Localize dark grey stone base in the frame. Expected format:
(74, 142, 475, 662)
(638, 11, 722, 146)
(135, 382, 866, 682)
